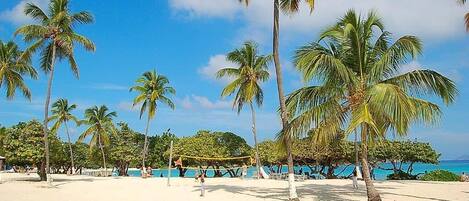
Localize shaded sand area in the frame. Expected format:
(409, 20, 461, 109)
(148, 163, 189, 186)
(1, 173, 469, 201)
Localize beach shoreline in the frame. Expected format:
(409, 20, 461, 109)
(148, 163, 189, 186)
(1, 173, 468, 201)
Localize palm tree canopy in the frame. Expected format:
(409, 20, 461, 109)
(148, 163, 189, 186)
(0, 40, 38, 100)
(49, 98, 80, 133)
(284, 10, 458, 143)
(78, 105, 117, 148)
(15, 0, 95, 77)
(130, 70, 176, 120)
(216, 41, 271, 113)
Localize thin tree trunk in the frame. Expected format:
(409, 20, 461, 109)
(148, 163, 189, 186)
(250, 103, 261, 179)
(43, 43, 56, 183)
(98, 134, 107, 177)
(64, 121, 75, 175)
(360, 125, 381, 201)
(273, 0, 298, 200)
(142, 115, 151, 175)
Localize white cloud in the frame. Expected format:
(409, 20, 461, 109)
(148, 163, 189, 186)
(169, 0, 242, 18)
(198, 54, 237, 83)
(0, 0, 48, 25)
(116, 101, 140, 112)
(191, 95, 232, 109)
(170, 0, 469, 41)
(180, 96, 193, 109)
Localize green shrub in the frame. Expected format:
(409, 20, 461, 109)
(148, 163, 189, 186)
(420, 170, 459, 181)
(387, 170, 417, 180)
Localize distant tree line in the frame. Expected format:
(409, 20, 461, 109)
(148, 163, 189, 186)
(0, 120, 439, 180)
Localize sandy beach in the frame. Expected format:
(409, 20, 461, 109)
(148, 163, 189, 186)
(1, 173, 468, 201)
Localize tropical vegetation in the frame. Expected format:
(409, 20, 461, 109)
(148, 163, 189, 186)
(284, 10, 457, 200)
(216, 41, 270, 179)
(420, 170, 460, 182)
(78, 105, 117, 176)
(15, 0, 95, 182)
(0, 0, 462, 200)
(0, 40, 37, 100)
(130, 70, 175, 174)
(237, 0, 317, 199)
(49, 99, 81, 174)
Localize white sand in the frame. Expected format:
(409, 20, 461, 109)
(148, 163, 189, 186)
(1, 173, 468, 201)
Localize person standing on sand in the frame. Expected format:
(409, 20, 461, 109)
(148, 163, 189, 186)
(352, 169, 359, 189)
(196, 171, 206, 197)
(242, 164, 248, 179)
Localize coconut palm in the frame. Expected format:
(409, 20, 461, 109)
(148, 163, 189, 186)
(78, 105, 117, 176)
(238, 0, 316, 199)
(15, 0, 95, 182)
(285, 10, 457, 201)
(49, 99, 80, 174)
(130, 70, 175, 174)
(216, 41, 271, 179)
(0, 40, 37, 100)
(458, 0, 469, 31)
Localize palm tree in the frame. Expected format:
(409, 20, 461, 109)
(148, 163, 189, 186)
(458, 0, 469, 31)
(49, 99, 80, 174)
(130, 70, 175, 174)
(0, 40, 37, 100)
(216, 41, 271, 179)
(15, 0, 95, 182)
(78, 105, 117, 176)
(285, 10, 457, 201)
(238, 0, 316, 199)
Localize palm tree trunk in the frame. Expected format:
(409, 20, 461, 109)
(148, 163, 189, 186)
(64, 121, 75, 175)
(273, 0, 298, 200)
(98, 134, 107, 176)
(360, 125, 381, 201)
(249, 103, 261, 179)
(354, 129, 359, 172)
(42, 43, 56, 183)
(142, 115, 151, 175)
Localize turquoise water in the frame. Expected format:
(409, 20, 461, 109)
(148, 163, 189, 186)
(125, 160, 469, 180)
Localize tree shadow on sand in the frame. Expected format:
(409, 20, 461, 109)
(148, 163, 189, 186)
(190, 180, 455, 201)
(191, 182, 368, 201)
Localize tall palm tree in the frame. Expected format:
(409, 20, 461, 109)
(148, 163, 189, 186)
(0, 40, 37, 100)
(216, 41, 271, 179)
(78, 105, 117, 176)
(285, 10, 457, 201)
(49, 99, 80, 174)
(238, 0, 315, 199)
(458, 0, 469, 31)
(130, 70, 175, 174)
(15, 0, 95, 182)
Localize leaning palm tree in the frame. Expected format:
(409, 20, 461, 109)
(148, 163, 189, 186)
(216, 41, 270, 179)
(285, 10, 457, 201)
(458, 0, 469, 31)
(130, 70, 175, 174)
(0, 40, 37, 100)
(15, 0, 95, 182)
(49, 99, 80, 174)
(78, 105, 117, 176)
(238, 0, 316, 199)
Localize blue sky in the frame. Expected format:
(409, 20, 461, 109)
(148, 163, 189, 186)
(1, 0, 468, 159)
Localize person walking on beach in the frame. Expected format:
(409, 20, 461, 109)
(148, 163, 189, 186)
(242, 164, 248, 179)
(196, 171, 206, 197)
(352, 169, 359, 189)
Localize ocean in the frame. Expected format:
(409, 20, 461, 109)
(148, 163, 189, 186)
(126, 160, 469, 180)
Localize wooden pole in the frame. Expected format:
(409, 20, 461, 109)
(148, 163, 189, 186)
(167, 140, 173, 187)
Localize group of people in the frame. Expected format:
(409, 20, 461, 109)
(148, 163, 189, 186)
(140, 166, 153, 178)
